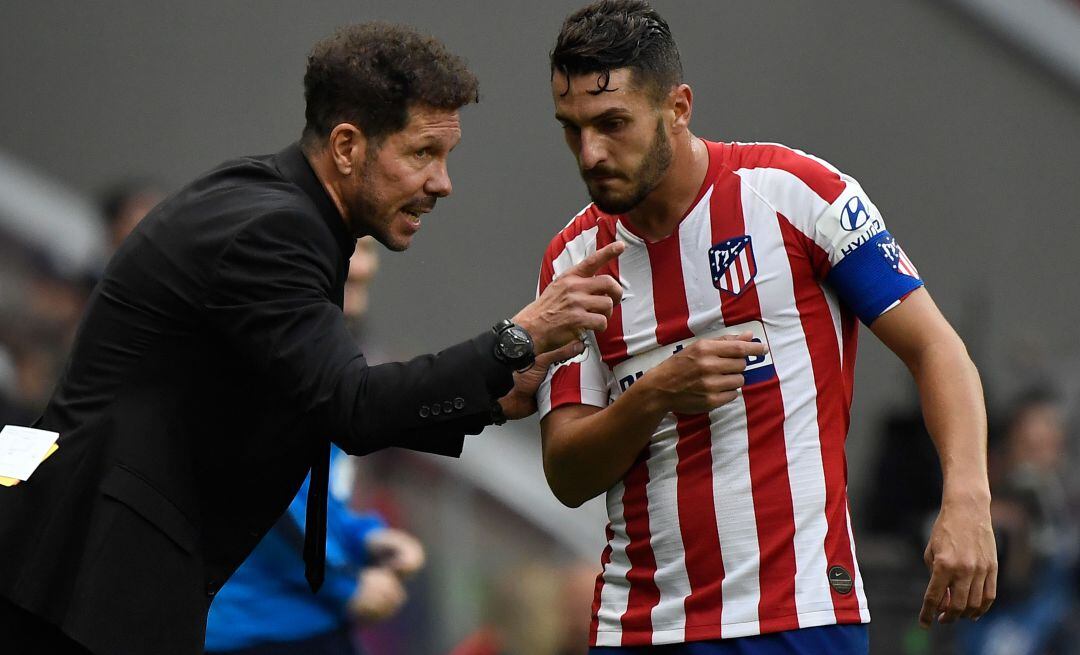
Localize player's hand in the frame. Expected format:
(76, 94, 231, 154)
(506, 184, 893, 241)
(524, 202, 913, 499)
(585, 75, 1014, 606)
(498, 340, 587, 420)
(513, 242, 625, 353)
(348, 567, 407, 623)
(919, 496, 997, 627)
(365, 528, 426, 579)
(644, 333, 766, 415)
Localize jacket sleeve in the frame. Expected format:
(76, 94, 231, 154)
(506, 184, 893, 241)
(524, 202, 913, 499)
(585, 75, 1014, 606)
(203, 210, 513, 456)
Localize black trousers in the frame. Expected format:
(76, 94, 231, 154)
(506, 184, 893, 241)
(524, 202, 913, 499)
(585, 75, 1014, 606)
(0, 595, 94, 654)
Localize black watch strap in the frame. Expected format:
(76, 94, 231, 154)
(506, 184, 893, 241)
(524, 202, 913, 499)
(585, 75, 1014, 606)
(490, 400, 508, 426)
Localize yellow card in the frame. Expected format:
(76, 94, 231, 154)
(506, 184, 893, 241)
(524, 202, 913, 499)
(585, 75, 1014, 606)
(0, 443, 58, 487)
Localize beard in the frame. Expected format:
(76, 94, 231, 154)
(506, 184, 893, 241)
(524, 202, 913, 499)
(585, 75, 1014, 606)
(345, 166, 434, 253)
(583, 117, 673, 214)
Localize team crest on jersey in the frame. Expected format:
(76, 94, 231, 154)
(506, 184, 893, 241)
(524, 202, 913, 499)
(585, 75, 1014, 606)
(709, 235, 757, 296)
(877, 235, 920, 279)
(840, 196, 871, 231)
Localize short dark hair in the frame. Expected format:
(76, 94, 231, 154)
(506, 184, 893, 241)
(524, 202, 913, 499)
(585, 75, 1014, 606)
(550, 0, 682, 102)
(301, 23, 479, 149)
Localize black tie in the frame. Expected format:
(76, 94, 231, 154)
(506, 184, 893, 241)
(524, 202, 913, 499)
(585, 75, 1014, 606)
(303, 437, 330, 592)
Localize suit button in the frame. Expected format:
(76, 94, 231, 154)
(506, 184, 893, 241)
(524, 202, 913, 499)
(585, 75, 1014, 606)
(442, 400, 453, 414)
(430, 403, 441, 416)
(453, 397, 465, 410)
(419, 405, 430, 418)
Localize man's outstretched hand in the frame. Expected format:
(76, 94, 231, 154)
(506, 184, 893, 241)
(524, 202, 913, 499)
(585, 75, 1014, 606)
(498, 340, 586, 420)
(513, 241, 624, 354)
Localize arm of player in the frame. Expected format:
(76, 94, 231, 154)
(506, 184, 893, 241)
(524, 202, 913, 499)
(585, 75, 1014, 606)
(869, 287, 996, 627)
(540, 335, 765, 507)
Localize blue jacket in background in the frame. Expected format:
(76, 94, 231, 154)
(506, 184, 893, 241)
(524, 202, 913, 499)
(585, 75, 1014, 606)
(205, 448, 386, 652)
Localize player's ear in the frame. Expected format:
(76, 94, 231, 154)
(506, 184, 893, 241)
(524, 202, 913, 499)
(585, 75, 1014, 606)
(328, 123, 368, 177)
(670, 83, 693, 135)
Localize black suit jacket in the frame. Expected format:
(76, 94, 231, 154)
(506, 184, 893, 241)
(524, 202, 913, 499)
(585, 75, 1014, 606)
(0, 144, 513, 655)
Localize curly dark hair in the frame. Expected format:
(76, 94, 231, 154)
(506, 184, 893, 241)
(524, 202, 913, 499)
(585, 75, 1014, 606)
(301, 23, 479, 149)
(550, 0, 682, 103)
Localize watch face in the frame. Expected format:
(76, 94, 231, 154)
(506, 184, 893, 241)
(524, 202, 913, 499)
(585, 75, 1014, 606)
(502, 327, 531, 359)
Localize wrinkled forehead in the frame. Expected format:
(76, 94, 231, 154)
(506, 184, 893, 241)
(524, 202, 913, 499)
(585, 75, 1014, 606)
(394, 104, 462, 145)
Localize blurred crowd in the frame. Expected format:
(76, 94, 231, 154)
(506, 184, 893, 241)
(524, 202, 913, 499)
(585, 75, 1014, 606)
(2, 178, 1079, 655)
(863, 387, 1080, 655)
(0, 180, 162, 426)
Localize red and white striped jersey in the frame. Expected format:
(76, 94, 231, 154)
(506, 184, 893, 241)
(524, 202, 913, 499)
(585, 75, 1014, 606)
(535, 141, 923, 647)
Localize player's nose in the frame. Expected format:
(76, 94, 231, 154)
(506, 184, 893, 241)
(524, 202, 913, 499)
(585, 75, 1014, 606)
(578, 131, 606, 170)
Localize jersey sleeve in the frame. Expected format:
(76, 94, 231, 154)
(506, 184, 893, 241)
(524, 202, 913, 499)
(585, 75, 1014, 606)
(534, 234, 613, 419)
(537, 335, 611, 418)
(811, 176, 924, 325)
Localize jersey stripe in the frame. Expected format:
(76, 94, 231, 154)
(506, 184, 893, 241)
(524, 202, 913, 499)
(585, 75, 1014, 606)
(595, 219, 629, 367)
(549, 363, 583, 407)
(644, 416, 691, 643)
(618, 452, 662, 642)
(589, 525, 616, 645)
(599, 219, 663, 644)
(678, 181, 768, 637)
(670, 192, 730, 638)
(648, 236, 693, 344)
(845, 503, 872, 621)
(743, 196, 836, 626)
(775, 212, 862, 621)
(726, 142, 846, 205)
(711, 162, 800, 634)
(537, 224, 600, 416)
(641, 206, 725, 641)
(641, 233, 695, 642)
(675, 412, 727, 640)
(595, 483, 632, 646)
(540, 206, 596, 290)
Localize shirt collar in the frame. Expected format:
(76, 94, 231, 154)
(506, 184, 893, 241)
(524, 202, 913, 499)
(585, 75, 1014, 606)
(275, 142, 356, 260)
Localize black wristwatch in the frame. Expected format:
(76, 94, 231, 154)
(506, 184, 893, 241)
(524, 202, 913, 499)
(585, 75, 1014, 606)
(489, 400, 508, 426)
(491, 319, 536, 370)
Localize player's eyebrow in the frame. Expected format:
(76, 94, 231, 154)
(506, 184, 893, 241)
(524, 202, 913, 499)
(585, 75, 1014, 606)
(556, 107, 632, 126)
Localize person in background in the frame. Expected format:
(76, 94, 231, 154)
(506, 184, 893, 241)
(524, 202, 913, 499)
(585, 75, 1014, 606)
(204, 446, 424, 655)
(205, 237, 425, 655)
(958, 391, 1078, 655)
(449, 561, 600, 655)
(99, 180, 164, 253)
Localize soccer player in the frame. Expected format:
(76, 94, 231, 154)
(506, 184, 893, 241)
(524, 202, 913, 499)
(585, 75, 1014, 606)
(534, 2, 996, 653)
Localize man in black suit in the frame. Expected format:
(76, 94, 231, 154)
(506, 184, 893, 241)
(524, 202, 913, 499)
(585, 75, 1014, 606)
(0, 23, 624, 655)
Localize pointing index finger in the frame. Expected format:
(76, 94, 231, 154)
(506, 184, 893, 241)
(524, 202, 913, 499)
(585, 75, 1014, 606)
(566, 241, 625, 278)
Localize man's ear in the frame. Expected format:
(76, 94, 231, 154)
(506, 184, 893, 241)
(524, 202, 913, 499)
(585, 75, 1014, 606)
(328, 123, 367, 176)
(669, 83, 693, 135)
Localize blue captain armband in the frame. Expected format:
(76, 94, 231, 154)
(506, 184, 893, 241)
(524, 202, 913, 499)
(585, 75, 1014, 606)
(826, 231, 924, 325)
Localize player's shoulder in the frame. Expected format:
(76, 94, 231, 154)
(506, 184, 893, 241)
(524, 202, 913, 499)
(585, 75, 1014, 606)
(542, 204, 607, 262)
(723, 140, 848, 204)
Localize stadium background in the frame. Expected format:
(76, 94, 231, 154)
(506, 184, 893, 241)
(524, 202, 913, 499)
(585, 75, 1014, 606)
(1, 1, 1078, 654)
